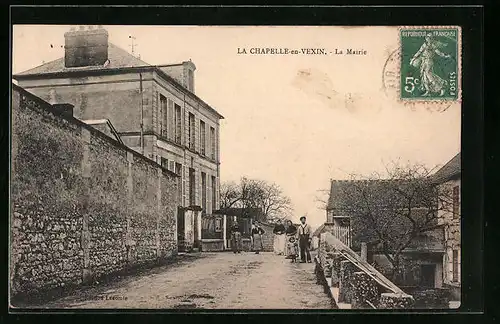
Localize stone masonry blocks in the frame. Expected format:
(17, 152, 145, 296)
(10, 87, 178, 298)
(351, 271, 380, 309)
(379, 293, 415, 309)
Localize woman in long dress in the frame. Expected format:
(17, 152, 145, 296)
(251, 222, 265, 254)
(409, 33, 452, 97)
(272, 219, 286, 255)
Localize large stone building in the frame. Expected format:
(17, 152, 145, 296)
(432, 152, 461, 300)
(13, 26, 224, 252)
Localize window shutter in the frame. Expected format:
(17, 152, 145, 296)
(182, 166, 187, 206)
(168, 99, 174, 141)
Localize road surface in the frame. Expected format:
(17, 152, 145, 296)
(41, 252, 334, 309)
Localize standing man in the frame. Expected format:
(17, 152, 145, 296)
(230, 220, 242, 254)
(298, 216, 312, 263)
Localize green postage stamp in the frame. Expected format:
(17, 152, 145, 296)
(400, 27, 460, 100)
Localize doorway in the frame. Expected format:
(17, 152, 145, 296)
(177, 207, 186, 252)
(420, 264, 436, 288)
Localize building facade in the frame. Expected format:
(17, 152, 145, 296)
(13, 26, 224, 252)
(325, 178, 446, 290)
(433, 153, 461, 299)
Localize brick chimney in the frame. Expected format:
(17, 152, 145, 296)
(64, 25, 109, 68)
(183, 60, 196, 93)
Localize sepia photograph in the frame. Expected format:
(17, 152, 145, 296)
(10, 24, 462, 310)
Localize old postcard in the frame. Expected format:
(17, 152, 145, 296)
(10, 25, 462, 310)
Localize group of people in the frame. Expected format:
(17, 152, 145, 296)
(229, 215, 312, 263)
(229, 219, 266, 254)
(273, 216, 312, 263)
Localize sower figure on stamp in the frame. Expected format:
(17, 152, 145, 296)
(409, 33, 452, 97)
(230, 220, 242, 254)
(298, 216, 312, 263)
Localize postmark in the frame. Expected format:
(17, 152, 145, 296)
(383, 48, 450, 112)
(399, 27, 460, 101)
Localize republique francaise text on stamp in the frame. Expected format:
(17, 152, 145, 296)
(399, 27, 460, 101)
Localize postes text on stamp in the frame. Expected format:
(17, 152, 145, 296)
(400, 28, 459, 100)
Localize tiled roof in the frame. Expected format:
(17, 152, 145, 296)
(431, 153, 461, 184)
(327, 180, 354, 210)
(326, 179, 429, 211)
(15, 43, 151, 76)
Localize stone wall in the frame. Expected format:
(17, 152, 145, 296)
(10, 85, 179, 300)
(201, 239, 224, 252)
(260, 223, 275, 252)
(316, 232, 415, 309)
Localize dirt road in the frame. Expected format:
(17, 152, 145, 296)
(41, 252, 333, 309)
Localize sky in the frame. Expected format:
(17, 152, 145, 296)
(12, 25, 461, 229)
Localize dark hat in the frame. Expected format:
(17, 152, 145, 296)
(300, 216, 306, 221)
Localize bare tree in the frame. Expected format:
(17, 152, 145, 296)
(219, 177, 293, 222)
(329, 161, 454, 281)
(314, 188, 331, 211)
(220, 181, 242, 209)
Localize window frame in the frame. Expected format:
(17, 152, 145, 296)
(159, 94, 168, 138)
(174, 103, 182, 144)
(200, 120, 206, 156)
(452, 185, 460, 219)
(452, 249, 459, 282)
(210, 126, 216, 160)
(188, 112, 195, 150)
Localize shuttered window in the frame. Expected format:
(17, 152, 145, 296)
(159, 95, 168, 138)
(452, 186, 460, 218)
(200, 120, 206, 156)
(174, 103, 182, 144)
(210, 127, 216, 160)
(452, 250, 459, 282)
(188, 113, 195, 150)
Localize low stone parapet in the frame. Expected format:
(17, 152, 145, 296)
(379, 293, 415, 309)
(351, 271, 380, 309)
(316, 231, 414, 309)
(338, 260, 356, 303)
